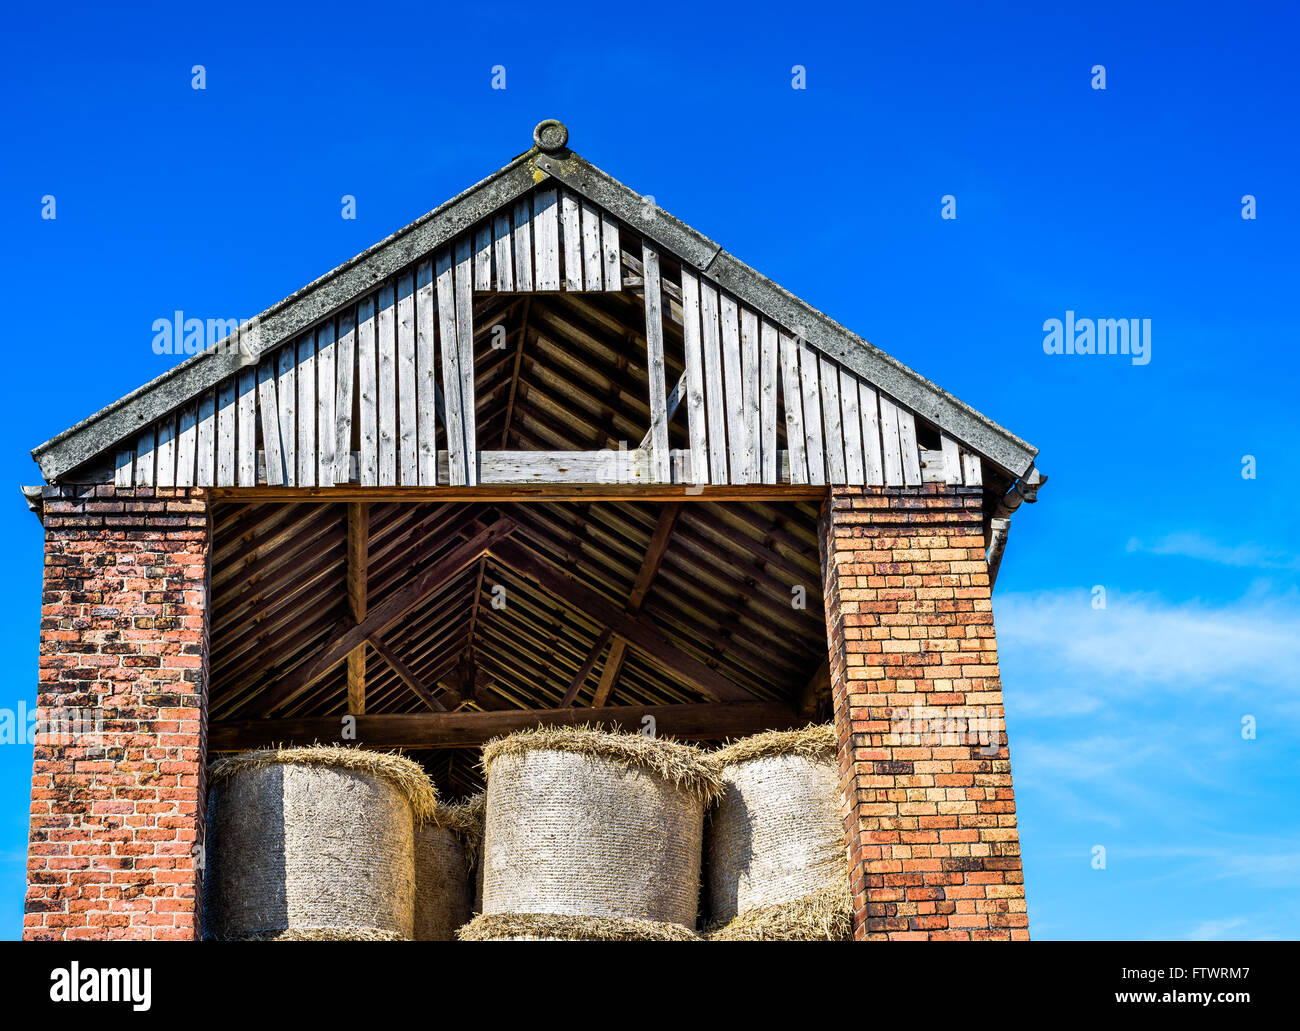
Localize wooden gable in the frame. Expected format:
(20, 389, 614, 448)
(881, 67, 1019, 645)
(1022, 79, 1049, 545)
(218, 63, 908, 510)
(32, 121, 1036, 494)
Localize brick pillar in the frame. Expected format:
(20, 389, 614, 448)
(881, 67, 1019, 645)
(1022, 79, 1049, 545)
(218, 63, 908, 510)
(25, 486, 211, 941)
(820, 484, 1029, 941)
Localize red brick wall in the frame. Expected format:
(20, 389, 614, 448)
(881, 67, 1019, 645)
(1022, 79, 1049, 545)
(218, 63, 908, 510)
(820, 484, 1029, 941)
(25, 486, 210, 941)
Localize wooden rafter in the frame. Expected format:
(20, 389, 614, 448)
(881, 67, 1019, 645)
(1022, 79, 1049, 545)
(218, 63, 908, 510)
(591, 502, 681, 707)
(346, 501, 369, 715)
(366, 632, 447, 712)
(250, 515, 517, 716)
(490, 535, 751, 703)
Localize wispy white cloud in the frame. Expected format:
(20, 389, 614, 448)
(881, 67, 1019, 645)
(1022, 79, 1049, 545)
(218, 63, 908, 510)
(1126, 532, 1300, 572)
(1188, 916, 1247, 941)
(995, 588, 1300, 700)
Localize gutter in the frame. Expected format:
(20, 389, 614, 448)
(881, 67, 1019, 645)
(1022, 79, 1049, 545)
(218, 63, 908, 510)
(987, 466, 1046, 589)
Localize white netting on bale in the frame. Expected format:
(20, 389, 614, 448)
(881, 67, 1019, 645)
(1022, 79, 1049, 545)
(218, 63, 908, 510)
(480, 727, 722, 929)
(414, 797, 483, 941)
(706, 725, 853, 940)
(203, 745, 437, 941)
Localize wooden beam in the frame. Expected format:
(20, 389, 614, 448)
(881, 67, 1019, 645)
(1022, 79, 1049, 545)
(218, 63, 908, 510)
(367, 633, 448, 712)
(798, 656, 831, 720)
(249, 516, 517, 716)
(590, 502, 681, 707)
(499, 297, 532, 448)
(490, 538, 752, 702)
(627, 503, 680, 612)
(209, 702, 798, 752)
(346, 502, 369, 715)
(560, 627, 611, 706)
(590, 639, 628, 708)
(209, 481, 824, 505)
(642, 244, 670, 482)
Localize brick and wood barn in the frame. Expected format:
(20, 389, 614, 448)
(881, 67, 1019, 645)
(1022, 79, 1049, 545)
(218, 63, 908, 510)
(23, 120, 1041, 941)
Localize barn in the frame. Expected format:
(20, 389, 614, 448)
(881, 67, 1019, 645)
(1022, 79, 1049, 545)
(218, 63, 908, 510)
(22, 120, 1040, 941)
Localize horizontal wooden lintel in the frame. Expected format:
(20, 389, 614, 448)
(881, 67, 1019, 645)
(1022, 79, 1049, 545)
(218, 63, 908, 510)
(208, 702, 798, 752)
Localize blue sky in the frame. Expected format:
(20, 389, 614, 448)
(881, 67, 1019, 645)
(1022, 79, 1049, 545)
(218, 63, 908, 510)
(1, 2, 1296, 940)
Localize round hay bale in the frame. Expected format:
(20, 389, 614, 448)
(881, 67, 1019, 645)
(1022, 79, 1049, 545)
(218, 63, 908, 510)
(238, 927, 410, 942)
(459, 912, 701, 941)
(480, 727, 722, 928)
(414, 798, 483, 941)
(450, 792, 487, 913)
(204, 745, 437, 941)
(708, 880, 853, 941)
(706, 725, 847, 928)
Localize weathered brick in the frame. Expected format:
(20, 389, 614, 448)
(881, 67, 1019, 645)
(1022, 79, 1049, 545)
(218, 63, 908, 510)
(24, 487, 209, 941)
(822, 485, 1029, 941)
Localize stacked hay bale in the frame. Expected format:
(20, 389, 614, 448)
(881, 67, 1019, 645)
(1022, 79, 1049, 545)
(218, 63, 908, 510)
(460, 913, 701, 941)
(463, 726, 722, 941)
(705, 725, 853, 940)
(414, 796, 483, 941)
(203, 745, 440, 942)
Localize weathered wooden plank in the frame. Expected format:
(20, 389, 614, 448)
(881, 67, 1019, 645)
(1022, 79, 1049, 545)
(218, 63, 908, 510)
(217, 377, 237, 487)
(920, 449, 948, 483)
(838, 367, 864, 484)
(560, 191, 582, 291)
(396, 273, 418, 485)
(114, 449, 133, 487)
(334, 309, 356, 485)
(898, 408, 923, 486)
(493, 212, 514, 291)
(580, 199, 602, 290)
(294, 333, 315, 488)
(453, 236, 478, 486)
(601, 211, 620, 292)
(237, 370, 257, 487)
(679, 270, 709, 485)
(376, 282, 397, 485)
(356, 296, 378, 485)
(415, 261, 438, 486)
(255, 369, 281, 486)
(315, 322, 336, 487)
(778, 332, 808, 484)
(739, 308, 761, 482)
(878, 394, 904, 486)
(435, 249, 466, 486)
(276, 344, 297, 487)
(473, 224, 493, 292)
(133, 426, 155, 486)
(858, 381, 884, 485)
(512, 199, 533, 292)
(759, 320, 779, 483)
(797, 338, 826, 485)
(195, 390, 216, 486)
(174, 404, 197, 488)
(642, 244, 670, 482)
(533, 187, 560, 291)
(154, 416, 176, 488)
(719, 295, 749, 483)
(962, 451, 983, 486)
(940, 433, 963, 486)
(818, 354, 846, 484)
(698, 283, 729, 483)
